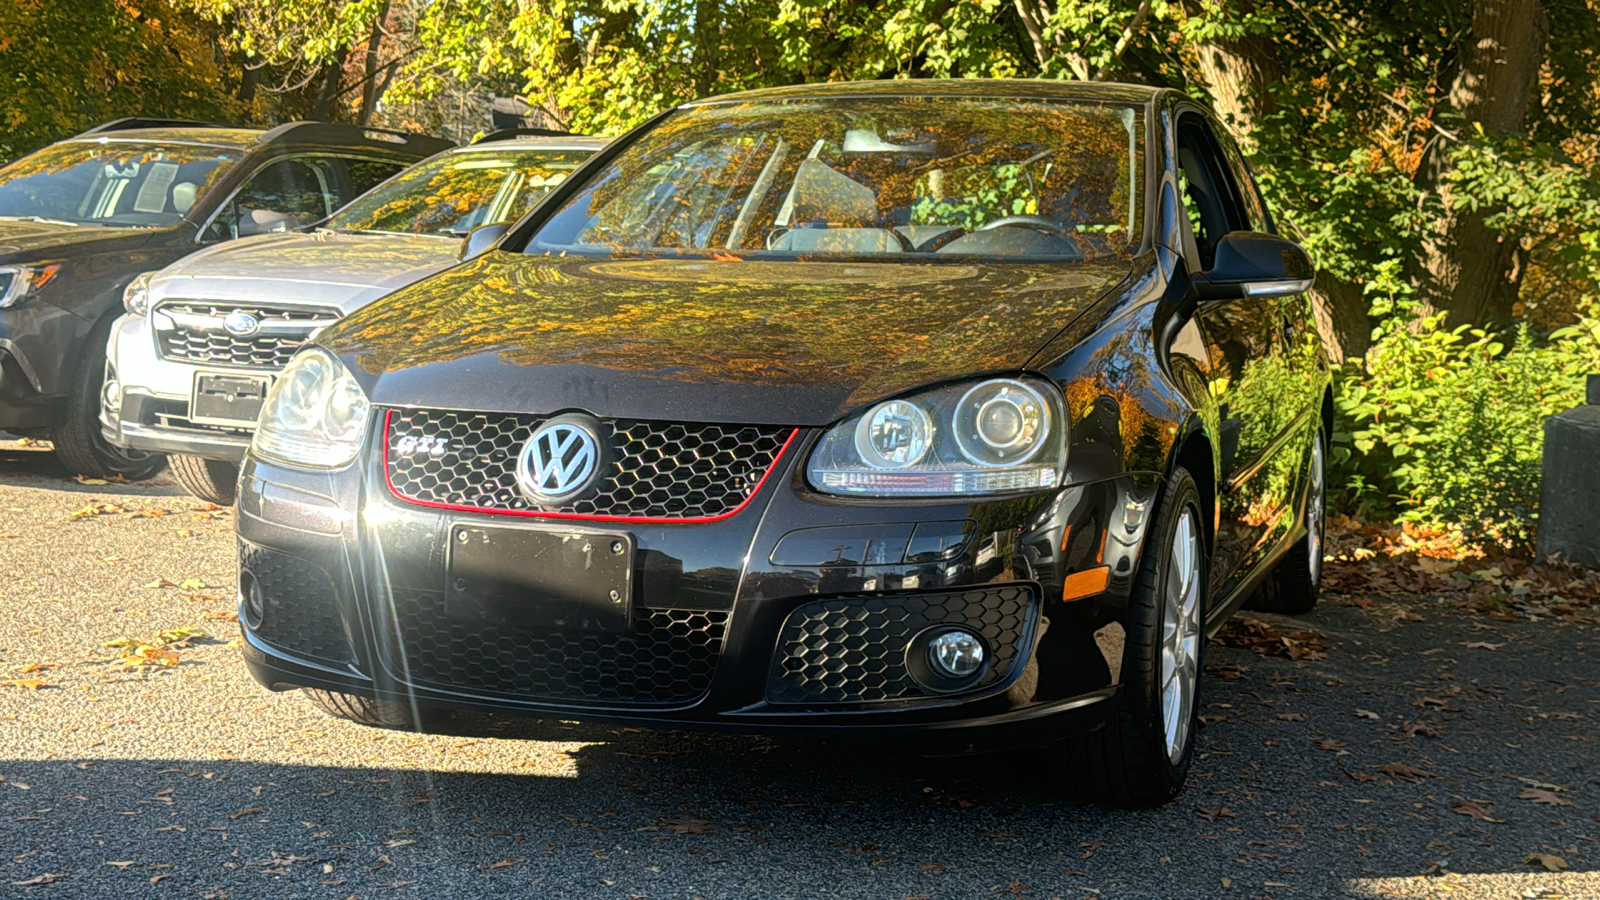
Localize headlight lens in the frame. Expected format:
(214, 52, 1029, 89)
(808, 376, 1065, 497)
(0, 264, 62, 309)
(251, 348, 371, 468)
(122, 272, 155, 315)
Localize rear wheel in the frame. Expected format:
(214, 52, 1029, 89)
(1061, 466, 1206, 807)
(169, 455, 239, 505)
(1246, 431, 1325, 615)
(52, 316, 166, 480)
(301, 689, 415, 729)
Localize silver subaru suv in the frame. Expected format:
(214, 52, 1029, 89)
(101, 133, 605, 503)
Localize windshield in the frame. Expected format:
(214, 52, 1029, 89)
(527, 97, 1143, 261)
(0, 141, 239, 227)
(329, 148, 595, 236)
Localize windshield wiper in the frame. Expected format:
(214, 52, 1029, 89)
(0, 215, 82, 227)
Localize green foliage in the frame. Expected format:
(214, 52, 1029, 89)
(1333, 287, 1600, 552)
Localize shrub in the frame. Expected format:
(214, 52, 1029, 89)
(1332, 291, 1600, 553)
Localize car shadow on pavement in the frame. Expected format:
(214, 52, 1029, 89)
(0, 441, 183, 497)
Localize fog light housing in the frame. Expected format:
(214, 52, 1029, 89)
(928, 628, 986, 678)
(239, 571, 264, 629)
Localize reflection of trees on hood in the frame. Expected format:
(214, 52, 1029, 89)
(333, 255, 1129, 390)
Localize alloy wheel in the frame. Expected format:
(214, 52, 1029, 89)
(1307, 435, 1326, 587)
(1160, 508, 1204, 764)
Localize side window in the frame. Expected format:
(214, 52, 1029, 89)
(1216, 135, 1273, 234)
(1174, 114, 1250, 269)
(208, 157, 340, 240)
(338, 158, 406, 207)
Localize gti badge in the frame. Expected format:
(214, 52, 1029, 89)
(223, 311, 261, 337)
(516, 414, 604, 505)
(394, 434, 449, 457)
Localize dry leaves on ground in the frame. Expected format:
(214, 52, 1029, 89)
(1524, 853, 1570, 872)
(1450, 798, 1505, 823)
(657, 813, 715, 835)
(1214, 618, 1332, 660)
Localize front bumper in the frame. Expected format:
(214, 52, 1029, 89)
(102, 313, 252, 462)
(236, 426, 1162, 745)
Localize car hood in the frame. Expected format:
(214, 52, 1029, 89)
(150, 230, 463, 314)
(326, 251, 1131, 427)
(0, 217, 156, 261)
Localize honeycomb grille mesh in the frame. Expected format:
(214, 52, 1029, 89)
(378, 589, 728, 707)
(384, 409, 792, 520)
(767, 585, 1037, 705)
(240, 543, 353, 665)
(156, 302, 332, 368)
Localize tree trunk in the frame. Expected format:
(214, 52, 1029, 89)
(357, 1, 392, 126)
(1188, 0, 1279, 147)
(310, 47, 349, 121)
(1410, 0, 1549, 327)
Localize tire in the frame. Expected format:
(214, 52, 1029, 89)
(1061, 466, 1207, 807)
(169, 455, 239, 505)
(52, 316, 166, 481)
(1246, 430, 1325, 615)
(301, 689, 415, 729)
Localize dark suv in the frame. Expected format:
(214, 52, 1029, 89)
(0, 118, 450, 478)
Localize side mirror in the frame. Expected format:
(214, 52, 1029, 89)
(237, 209, 297, 237)
(1196, 232, 1313, 300)
(459, 223, 509, 260)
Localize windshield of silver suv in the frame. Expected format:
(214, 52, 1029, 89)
(328, 147, 595, 237)
(527, 97, 1143, 261)
(0, 141, 241, 228)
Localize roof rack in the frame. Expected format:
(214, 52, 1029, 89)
(472, 127, 588, 144)
(258, 121, 454, 156)
(76, 118, 229, 137)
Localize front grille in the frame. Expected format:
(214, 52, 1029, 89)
(385, 409, 793, 520)
(378, 589, 727, 707)
(240, 543, 353, 666)
(155, 301, 337, 368)
(767, 585, 1038, 706)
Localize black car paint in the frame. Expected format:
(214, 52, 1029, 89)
(237, 81, 1332, 744)
(0, 127, 449, 433)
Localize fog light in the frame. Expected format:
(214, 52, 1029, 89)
(239, 571, 264, 629)
(928, 629, 985, 678)
(101, 378, 121, 409)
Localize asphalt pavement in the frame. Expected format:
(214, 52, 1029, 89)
(0, 441, 1595, 900)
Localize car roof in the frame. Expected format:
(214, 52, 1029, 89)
(450, 136, 610, 154)
(684, 78, 1165, 108)
(64, 127, 264, 150)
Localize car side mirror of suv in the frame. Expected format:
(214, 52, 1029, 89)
(460, 223, 509, 261)
(1195, 231, 1313, 301)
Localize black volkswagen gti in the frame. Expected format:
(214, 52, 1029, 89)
(0, 118, 449, 479)
(236, 80, 1331, 806)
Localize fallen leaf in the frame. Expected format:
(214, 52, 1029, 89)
(178, 578, 207, 591)
(2, 679, 47, 690)
(657, 813, 714, 835)
(1463, 641, 1505, 650)
(1354, 709, 1380, 720)
(1377, 762, 1443, 781)
(1523, 853, 1569, 872)
(482, 856, 521, 870)
(1450, 798, 1504, 823)
(230, 806, 263, 819)
(104, 861, 135, 869)
(1518, 788, 1573, 807)
(11, 873, 67, 886)
(1197, 806, 1238, 821)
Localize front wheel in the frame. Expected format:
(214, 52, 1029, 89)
(169, 455, 239, 505)
(1060, 466, 1207, 806)
(1246, 430, 1325, 615)
(52, 317, 166, 481)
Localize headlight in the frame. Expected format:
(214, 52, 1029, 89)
(0, 264, 62, 309)
(808, 376, 1066, 497)
(122, 272, 155, 315)
(251, 348, 371, 468)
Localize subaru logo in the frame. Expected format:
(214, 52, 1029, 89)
(516, 416, 603, 504)
(223, 311, 261, 336)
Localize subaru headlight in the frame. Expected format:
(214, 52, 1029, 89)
(122, 271, 155, 315)
(808, 376, 1066, 497)
(0, 264, 62, 310)
(251, 348, 371, 468)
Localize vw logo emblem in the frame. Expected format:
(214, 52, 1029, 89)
(516, 415, 603, 504)
(223, 311, 261, 337)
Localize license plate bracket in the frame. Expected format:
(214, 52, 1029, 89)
(190, 371, 272, 427)
(446, 524, 633, 632)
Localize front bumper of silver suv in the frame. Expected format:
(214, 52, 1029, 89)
(102, 300, 340, 462)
